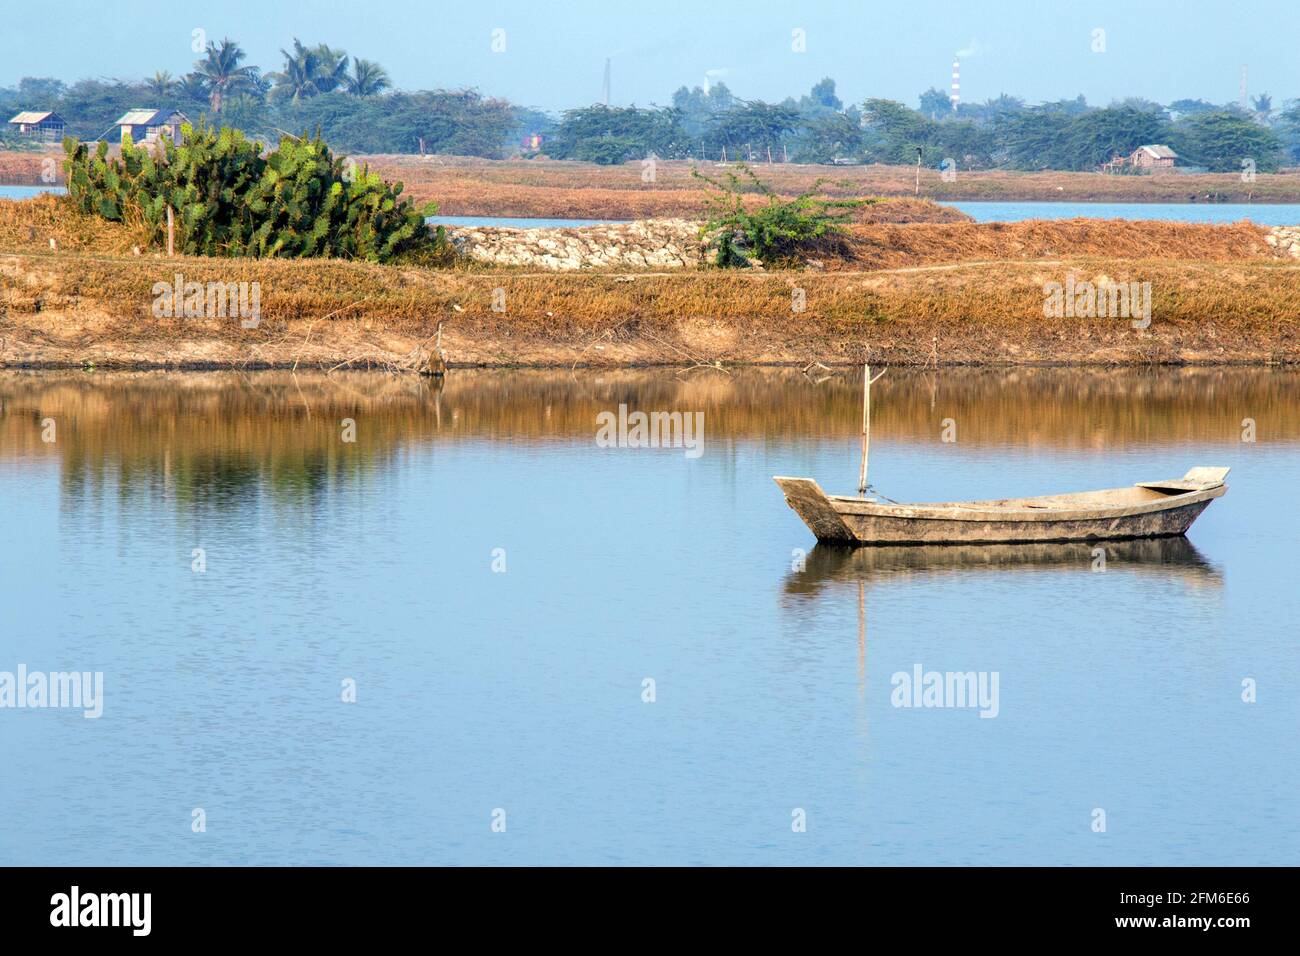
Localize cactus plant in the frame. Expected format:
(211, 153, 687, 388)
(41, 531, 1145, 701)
(63, 122, 439, 263)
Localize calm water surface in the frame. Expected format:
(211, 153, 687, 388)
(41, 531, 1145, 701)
(953, 200, 1300, 225)
(4, 187, 1298, 226)
(1, 367, 1296, 865)
(0, 185, 65, 200)
(428, 215, 630, 228)
(430, 204, 1300, 228)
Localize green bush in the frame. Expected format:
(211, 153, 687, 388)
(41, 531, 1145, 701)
(572, 135, 642, 165)
(63, 122, 441, 262)
(693, 163, 871, 267)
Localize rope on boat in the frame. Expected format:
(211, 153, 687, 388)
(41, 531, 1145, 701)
(864, 484, 900, 504)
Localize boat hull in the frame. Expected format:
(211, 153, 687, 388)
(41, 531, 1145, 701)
(774, 473, 1227, 546)
(829, 498, 1212, 545)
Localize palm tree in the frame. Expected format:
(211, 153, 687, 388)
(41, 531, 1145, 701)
(193, 38, 260, 113)
(312, 44, 350, 93)
(178, 72, 210, 107)
(345, 59, 390, 96)
(269, 39, 349, 103)
(146, 71, 175, 97)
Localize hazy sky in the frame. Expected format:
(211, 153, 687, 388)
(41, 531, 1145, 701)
(2, 0, 1294, 113)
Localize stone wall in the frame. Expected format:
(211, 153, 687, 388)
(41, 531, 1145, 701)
(445, 219, 1300, 271)
(446, 218, 706, 270)
(1267, 227, 1300, 259)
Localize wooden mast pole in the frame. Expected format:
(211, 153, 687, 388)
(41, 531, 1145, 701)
(858, 364, 886, 497)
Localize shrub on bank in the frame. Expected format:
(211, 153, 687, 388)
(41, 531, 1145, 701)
(693, 163, 873, 268)
(63, 123, 442, 263)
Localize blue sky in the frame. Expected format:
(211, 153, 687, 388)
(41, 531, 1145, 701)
(2, 0, 1294, 112)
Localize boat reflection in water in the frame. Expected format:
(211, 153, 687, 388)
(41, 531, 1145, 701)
(783, 537, 1222, 684)
(784, 536, 1222, 599)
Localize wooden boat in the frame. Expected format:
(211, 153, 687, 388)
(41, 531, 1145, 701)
(773, 467, 1229, 546)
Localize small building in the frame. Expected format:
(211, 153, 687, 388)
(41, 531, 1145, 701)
(7, 111, 66, 142)
(113, 109, 189, 146)
(1130, 144, 1177, 169)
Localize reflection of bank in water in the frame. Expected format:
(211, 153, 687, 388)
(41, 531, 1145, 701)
(783, 536, 1222, 600)
(4, 366, 1300, 448)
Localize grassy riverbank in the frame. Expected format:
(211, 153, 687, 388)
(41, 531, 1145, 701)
(4, 192, 1300, 369)
(12, 149, 1300, 211)
(363, 156, 1300, 217)
(4, 249, 1300, 368)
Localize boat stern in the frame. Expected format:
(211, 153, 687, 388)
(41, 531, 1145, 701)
(1136, 466, 1231, 497)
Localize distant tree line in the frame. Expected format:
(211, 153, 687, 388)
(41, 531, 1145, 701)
(885, 90, 1292, 173)
(548, 83, 1296, 173)
(4, 44, 1299, 171)
(0, 38, 523, 156)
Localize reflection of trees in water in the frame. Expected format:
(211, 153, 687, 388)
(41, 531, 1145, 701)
(0, 374, 440, 511)
(58, 445, 349, 512)
(0, 365, 1297, 511)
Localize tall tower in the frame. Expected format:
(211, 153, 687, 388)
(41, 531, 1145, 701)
(950, 58, 960, 112)
(602, 58, 611, 106)
(1239, 64, 1248, 110)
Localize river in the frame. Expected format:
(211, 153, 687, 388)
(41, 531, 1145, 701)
(5, 185, 1300, 226)
(953, 201, 1300, 225)
(1, 367, 1296, 865)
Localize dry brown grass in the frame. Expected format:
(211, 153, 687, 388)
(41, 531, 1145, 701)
(3, 191, 1299, 369)
(836, 219, 1277, 270)
(5, 194, 1274, 272)
(0, 150, 63, 185)
(400, 173, 967, 222)
(364, 155, 1300, 214)
(0, 193, 150, 253)
(11, 147, 1300, 208)
(854, 198, 970, 224)
(4, 245, 1300, 368)
(366, 155, 981, 219)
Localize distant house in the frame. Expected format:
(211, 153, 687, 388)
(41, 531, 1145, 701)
(1130, 144, 1177, 169)
(7, 111, 66, 142)
(113, 109, 189, 146)
(1099, 144, 1178, 174)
